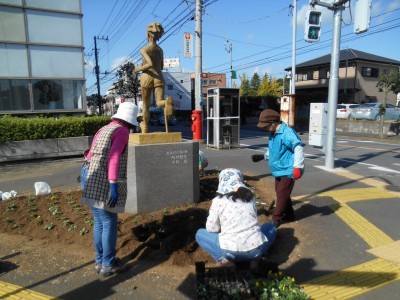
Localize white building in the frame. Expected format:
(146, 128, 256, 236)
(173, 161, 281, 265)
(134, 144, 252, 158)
(0, 0, 85, 114)
(163, 71, 192, 111)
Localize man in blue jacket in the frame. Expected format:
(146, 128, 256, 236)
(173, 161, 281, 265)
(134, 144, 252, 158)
(252, 109, 304, 227)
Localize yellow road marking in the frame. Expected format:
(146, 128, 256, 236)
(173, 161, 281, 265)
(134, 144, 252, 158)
(296, 179, 400, 298)
(330, 202, 393, 248)
(0, 280, 57, 300)
(303, 258, 400, 299)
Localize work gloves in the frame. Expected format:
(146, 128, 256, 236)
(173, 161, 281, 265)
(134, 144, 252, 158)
(108, 183, 118, 208)
(293, 168, 302, 180)
(251, 154, 264, 162)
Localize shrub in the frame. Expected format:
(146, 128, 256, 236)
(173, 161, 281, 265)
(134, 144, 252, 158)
(0, 115, 111, 143)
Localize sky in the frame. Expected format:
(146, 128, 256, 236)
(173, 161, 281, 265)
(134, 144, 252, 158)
(81, 0, 400, 96)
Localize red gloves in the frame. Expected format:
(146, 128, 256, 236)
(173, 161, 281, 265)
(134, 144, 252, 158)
(293, 168, 302, 180)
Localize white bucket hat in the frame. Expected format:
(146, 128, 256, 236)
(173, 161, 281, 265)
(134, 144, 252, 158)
(112, 102, 139, 126)
(216, 168, 248, 194)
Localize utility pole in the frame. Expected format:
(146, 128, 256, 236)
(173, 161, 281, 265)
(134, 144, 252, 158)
(291, 0, 297, 95)
(311, 0, 349, 169)
(194, 0, 203, 140)
(94, 36, 102, 115)
(93, 35, 109, 115)
(225, 42, 233, 87)
(230, 44, 233, 87)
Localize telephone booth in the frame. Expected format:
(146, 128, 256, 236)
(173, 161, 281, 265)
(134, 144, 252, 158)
(206, 88, 240, 149)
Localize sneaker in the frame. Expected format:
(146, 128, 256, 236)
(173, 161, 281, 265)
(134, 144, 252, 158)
(282, 213, 296, 222)
(94, 262, 102, 274)
(215, 259, 235, 268)
(99, 260, 128, 277)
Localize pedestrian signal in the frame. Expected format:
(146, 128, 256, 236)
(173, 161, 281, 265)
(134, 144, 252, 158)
(305, 10, 322, 42)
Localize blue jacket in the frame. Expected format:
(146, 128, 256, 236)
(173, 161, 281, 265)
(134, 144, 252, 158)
(266, 122, 303, 178)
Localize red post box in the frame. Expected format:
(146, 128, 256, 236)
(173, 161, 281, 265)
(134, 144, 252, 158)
(191, 110, 203, 141)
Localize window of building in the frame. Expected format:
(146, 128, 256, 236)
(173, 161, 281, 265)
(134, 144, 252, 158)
(167, 84, 173, 90)
(0, 79, 30, 111)
(209, 80, 217, 85)
(27, 10, 82, 46)
(202, 79, 208, 86)
(202, 93, 207, 98)
(326, 70, 330, 79)
(361, 67, 379, 77)
(0, 44, 29, 77)
(302, 73, 308, 81)
(0, 6, 26, 42)
(25, 0, 81, 13)
(30, 45, 84, 78)
(0, 0, 23, 5)
(32, 79, 83, 110)
(313, 71, 319, 80)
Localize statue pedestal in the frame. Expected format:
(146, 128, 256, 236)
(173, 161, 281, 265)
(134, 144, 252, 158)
(129, 132, 182, 145)
(125, 137, 199, 213)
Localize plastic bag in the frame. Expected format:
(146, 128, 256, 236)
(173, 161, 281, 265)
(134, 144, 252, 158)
(1, 190, 17, 201)
(34, 182, 52, 196)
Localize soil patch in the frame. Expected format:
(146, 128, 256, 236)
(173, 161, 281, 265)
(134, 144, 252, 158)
(0, 171, 276, 268)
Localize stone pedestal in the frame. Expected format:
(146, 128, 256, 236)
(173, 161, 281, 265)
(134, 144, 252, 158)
(129, 132, 182, 145)
(125, 139, 199, 213)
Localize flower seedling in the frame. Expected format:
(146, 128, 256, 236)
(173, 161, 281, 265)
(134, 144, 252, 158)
(36, 216, 43, 225)
(7, 201, 17, 211)
(250, 271, 309, 300)
(68, 224, 77, 231)
(84, 216, 93, 226)
(44, 223, 54, 230)
(48, 206, 61, 216)
(12, 223, 20, 229)
(79, 227, 88, 236)
(3, 217, 13, 223)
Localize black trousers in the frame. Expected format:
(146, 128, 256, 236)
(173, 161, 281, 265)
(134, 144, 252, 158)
(272, 176, 295, 224)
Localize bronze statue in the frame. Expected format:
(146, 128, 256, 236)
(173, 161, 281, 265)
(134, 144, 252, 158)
(134, 22, 173, 133)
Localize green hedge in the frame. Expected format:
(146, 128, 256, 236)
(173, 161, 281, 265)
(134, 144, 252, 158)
(0, 115, 111, 143)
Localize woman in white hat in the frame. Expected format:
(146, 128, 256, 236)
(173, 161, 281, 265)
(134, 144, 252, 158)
(196, 168, 276, 267)
(81, 102, 138, 277)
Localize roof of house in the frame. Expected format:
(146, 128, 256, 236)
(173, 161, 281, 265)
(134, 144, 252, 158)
(285, 49, 400, 70)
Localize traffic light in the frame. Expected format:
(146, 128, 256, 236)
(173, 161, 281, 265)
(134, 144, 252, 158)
(304, 10, 322, 42)
(231, 70, 237, 79)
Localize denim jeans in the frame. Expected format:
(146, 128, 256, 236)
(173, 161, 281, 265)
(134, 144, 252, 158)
(195, 222, 277, 262)
(91, 207, 118, 267)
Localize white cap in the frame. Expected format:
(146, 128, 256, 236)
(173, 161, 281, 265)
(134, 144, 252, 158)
(112, 102, 139, 126)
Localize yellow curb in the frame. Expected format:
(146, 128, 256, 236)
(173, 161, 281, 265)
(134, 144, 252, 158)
(0, 280, 57, 299)
(303, 258, 400, 299)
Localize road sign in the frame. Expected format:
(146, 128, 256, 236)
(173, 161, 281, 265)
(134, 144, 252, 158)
(183, 32, 193, 58)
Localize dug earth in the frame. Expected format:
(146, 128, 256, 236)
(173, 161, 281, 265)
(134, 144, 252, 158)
(0, 171, 305, 299)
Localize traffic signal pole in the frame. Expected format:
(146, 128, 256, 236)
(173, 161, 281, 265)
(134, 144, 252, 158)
(291, 0, 297, 95)
(325, 4, 344, 169)
(194, 0, 203, 141)
(311, 0, 348, 169)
